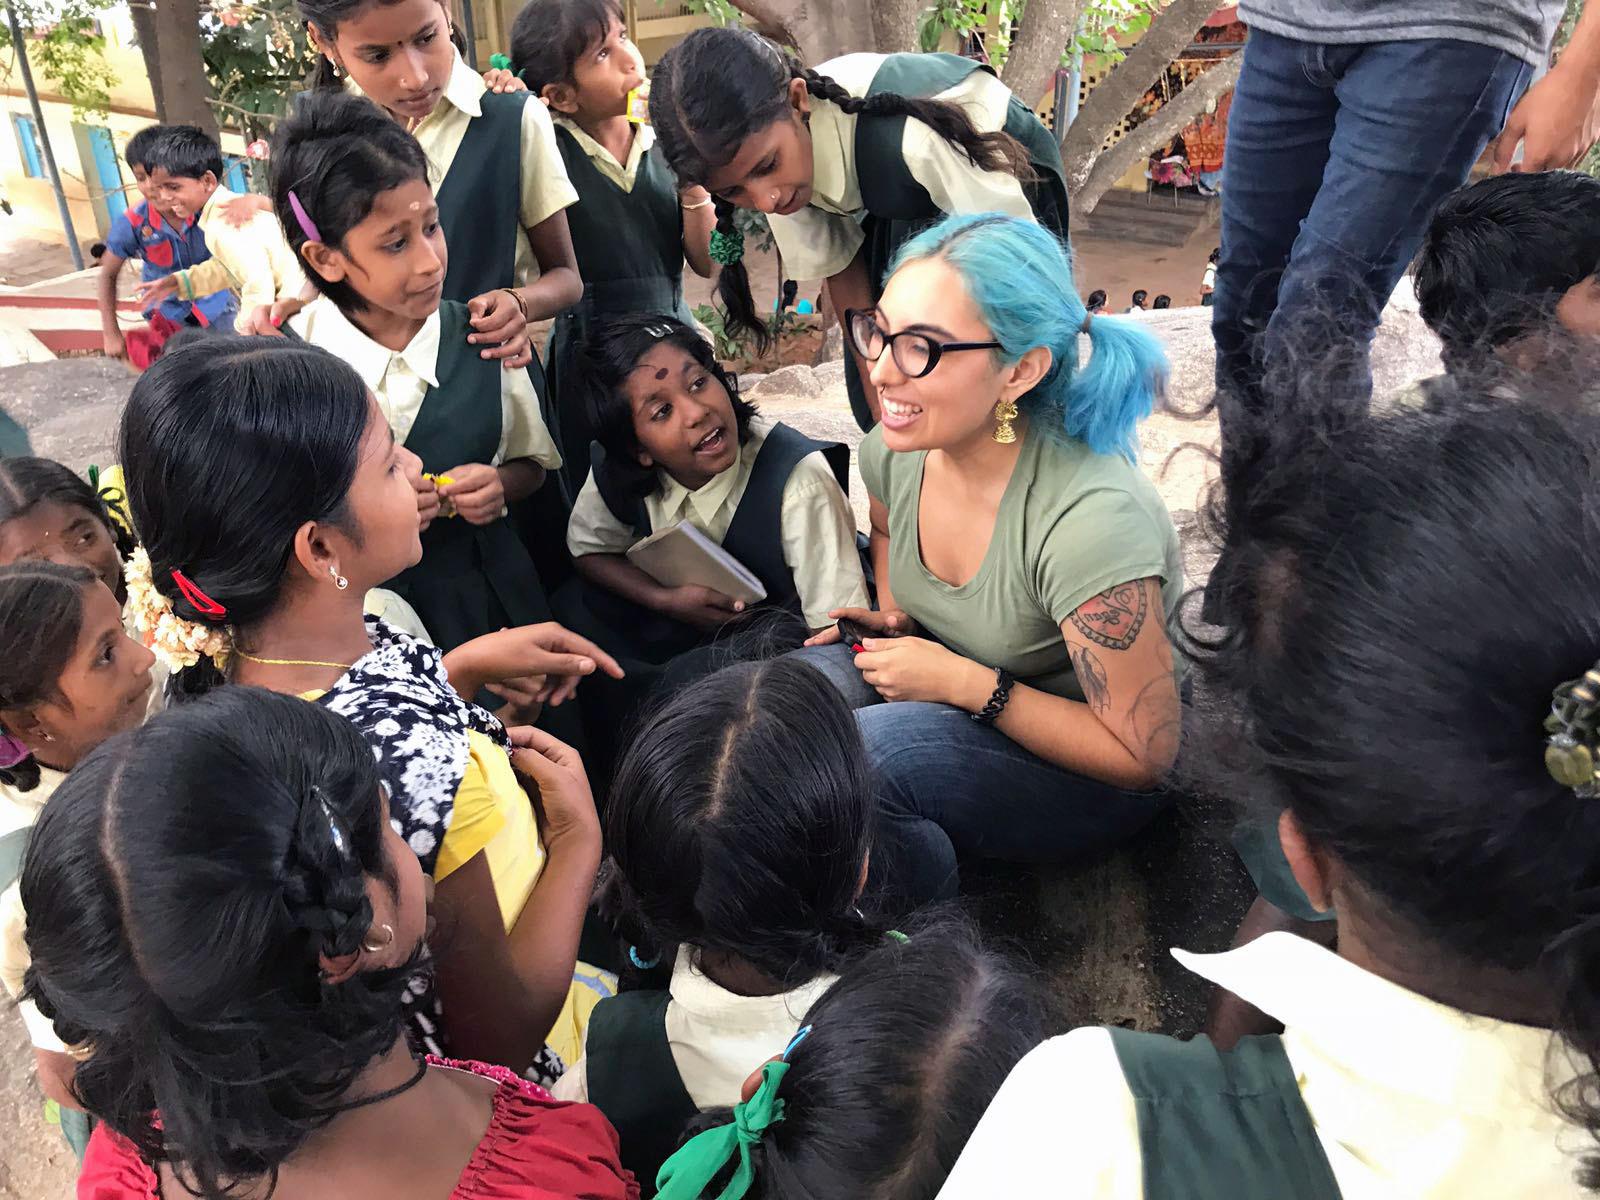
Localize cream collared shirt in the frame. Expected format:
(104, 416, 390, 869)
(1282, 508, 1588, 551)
(1, 766, 67, 1052)
(350, 53, 578, 290)
(554, 116, 655, 193)
(565, 415, 868, 629)
(291, 297, 560, 469)
(176, 186, 308, 330)
(767, 53, 1035, 282)
(552, 947, 836, 1108)
(939, 932, 1589, 1200)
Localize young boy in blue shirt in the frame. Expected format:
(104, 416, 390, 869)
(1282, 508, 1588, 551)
(97, 124, 236, 369)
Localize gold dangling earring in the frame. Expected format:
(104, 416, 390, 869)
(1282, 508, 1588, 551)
(992, 397, 1018, 445)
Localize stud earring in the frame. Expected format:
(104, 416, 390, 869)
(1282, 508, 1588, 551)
(361, 922, 395, 954)
(992, 396, 1019, 445)
(329, 567, 349, 591)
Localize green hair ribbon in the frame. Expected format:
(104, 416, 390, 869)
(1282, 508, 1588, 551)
(656, 1059, 789, 1200)
(709, 226, 745, 267)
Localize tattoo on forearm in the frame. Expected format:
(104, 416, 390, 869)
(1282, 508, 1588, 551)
(1070, 582, 1148, 651)
(1068, 642, 1111, 716)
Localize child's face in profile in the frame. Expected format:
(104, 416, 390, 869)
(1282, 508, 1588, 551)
(624, 342, 741, 489)
(1555, 274, 1600, 340)
(130, 162, 155, 204)
(550, 14, 643, 121)
(306, 178, 447, 324)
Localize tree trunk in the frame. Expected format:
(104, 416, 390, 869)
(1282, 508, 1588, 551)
(150, 0, 218, 137)
(727, 0, 873, 65)
(1072, 51, 1241, 216)
(1001, 0, 1083, 112)
(870, 0, 924, 55)
(1061, 0, 1221, 190)
(127, 0, 166, 120)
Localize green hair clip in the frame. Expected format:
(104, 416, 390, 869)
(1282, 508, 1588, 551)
(656, 1058, 790, 1199)
(709, 226, 745, 267)
(488, 52, 512, 72)
(1545, 661, 1600, 794)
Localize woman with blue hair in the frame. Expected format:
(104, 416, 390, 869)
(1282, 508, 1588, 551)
(801, 211, 1182, 908)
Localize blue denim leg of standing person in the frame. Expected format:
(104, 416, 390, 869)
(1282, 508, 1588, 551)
(856, 701, 1170, 912)
(1213, 30, 1531, 414)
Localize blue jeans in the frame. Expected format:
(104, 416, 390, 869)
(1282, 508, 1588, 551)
(791, 644, 1170, 909)
(1213, 30, 1530, 471)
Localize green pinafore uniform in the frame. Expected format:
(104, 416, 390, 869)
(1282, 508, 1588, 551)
(844, 52, 1072, 431)
(544, 125, 696, 505)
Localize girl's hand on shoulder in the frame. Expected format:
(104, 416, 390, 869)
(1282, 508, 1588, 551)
(506, 725, 600, 848)
(437, 463, 505, 525)
(853, 636, 983, 706)
(482, 67, 527, 94)
(465, 289, 532, 367)
(218, 192, 271, 228)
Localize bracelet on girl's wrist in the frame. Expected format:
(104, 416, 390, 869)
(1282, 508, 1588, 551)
(681, 196, 713, 210)
(500, 287, 529, 320)
(970, 667, 1015, 726)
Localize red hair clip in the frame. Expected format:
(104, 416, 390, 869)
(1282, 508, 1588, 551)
(170, 569, 226, 619)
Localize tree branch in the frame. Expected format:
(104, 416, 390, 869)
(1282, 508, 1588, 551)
(1061, 0, 1221, 182)
(1072, 51, 1241, 216)
(1001, 0, 1083, 112)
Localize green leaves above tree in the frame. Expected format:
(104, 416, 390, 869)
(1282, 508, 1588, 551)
(203, 0, 313, 137)
(0, 0, 118, 116)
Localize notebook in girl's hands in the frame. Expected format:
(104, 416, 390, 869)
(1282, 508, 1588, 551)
(626, 522, 768, 604)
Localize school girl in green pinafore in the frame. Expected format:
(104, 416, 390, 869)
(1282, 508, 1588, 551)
(650, 30, 1070, 431)
(279, 93, 562, 664)
(509, 0, 715, 503)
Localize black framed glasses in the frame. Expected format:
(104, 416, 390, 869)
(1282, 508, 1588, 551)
(845, 308, 1001, 379)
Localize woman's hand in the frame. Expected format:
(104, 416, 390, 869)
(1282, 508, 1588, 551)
(506, 724, 600, 849)
(451, 622, 624, 706)
(802, 606, 914, 647)
(853, 636, 986, 706)
(465, 289, 532, 367)
(437, 463, 506, 525)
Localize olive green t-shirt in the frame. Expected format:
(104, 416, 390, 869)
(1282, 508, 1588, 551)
(860, 425, 1184, 702)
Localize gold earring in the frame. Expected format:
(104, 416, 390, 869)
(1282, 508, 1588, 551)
(329, 566, 349, 591)
(992, 397, 1018, 444)
(361, 923, 394, 954)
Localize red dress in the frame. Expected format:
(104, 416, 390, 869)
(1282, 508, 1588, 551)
(76, 1058, 640, 1200)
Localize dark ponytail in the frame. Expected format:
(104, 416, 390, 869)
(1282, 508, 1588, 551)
(675, 916, 1050, 1200)
(651, 28, 1032, 352)
(118, 336, 370, 698)
(1179, 360, 1600, 1190)
(21, 687, 418, 1200)
(0, 561, 93, 792)
(604, 658, 881, 987)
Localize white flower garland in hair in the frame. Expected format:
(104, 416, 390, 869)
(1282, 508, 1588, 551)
(125, 546, 232, 673)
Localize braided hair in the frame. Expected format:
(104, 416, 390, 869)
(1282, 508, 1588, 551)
(604, 657, 882, 988)
(21, 686, 420, 1199)
(650, 27, 1033, 353)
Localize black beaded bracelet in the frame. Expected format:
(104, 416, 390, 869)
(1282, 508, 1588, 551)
(971, 667, 1015, 725)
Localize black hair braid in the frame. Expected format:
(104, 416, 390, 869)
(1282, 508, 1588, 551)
(713, 199, 772, 354)
(280, 788, 376, 964)
(797, 65, 1033, 182)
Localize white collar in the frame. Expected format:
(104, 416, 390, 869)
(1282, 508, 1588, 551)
(668, 948, 836, 1032)
(1175, 932, 1578, 1113)
(554, 115, 654, 172)
(301, 297, 442, 393)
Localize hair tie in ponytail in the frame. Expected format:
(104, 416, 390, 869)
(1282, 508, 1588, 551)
(1545, 660, 1600, 795)
(709, 225, 745, 266)
(656, 1059, 791, 1199)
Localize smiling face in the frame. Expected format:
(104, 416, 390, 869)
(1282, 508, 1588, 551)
(11, 581, 155, 769)
(303, 179, 447, 323)
(148, 166, 217, 223)
(0, 499, 125, 601)
(313, 0, 455, 124)
(549, 13, 644, 121)
(702, 77, 815, 217)
(622, 342, 740, 489)
(870, 257, 1015, 452)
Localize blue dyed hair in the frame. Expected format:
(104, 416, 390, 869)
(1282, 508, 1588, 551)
(887, 212, 1168, 461)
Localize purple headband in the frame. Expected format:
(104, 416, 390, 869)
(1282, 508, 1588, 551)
(287, 190, 321, 243)
(0, 732, 32, 769)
